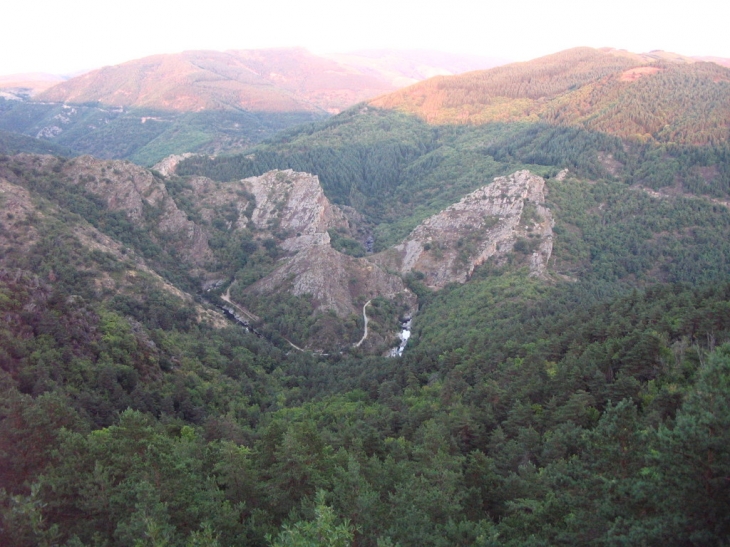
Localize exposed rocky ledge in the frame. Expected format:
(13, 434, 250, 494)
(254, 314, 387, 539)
(373, 170, 554, 288)
(152, 153, 195, 177)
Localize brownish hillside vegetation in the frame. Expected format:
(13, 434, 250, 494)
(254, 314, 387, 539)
(370, 47, 730, 145)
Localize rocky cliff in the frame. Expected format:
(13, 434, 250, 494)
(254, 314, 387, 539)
(245, 170, 349, 242)
(247, 244, 414, 317)
(374, 170, 554, 288)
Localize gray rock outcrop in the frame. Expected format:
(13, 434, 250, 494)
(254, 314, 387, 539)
(374, 170, 554, 288)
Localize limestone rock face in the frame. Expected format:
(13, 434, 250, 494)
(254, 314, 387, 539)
(245, 169, 349, 237)
(374, 170, 554, 288)
(152, 153, 194, 177)
(177, 169, 350, 252)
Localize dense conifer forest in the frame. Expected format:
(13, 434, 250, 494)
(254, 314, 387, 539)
(2, 215, 730, 545)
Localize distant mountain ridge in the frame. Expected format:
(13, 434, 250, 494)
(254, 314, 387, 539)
(0, 72, 68, 98)
(34, 48, 509, 116)
(693, 55, 730, 68)
(324, 49, 509, 87)
(36, 48, 393, 115)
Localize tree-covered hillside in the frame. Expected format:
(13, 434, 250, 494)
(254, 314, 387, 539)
(0, 128, 72, 156)
(3, 141, 730, 547)
(2, 213, 730, 545)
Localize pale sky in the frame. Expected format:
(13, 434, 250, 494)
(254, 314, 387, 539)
(3, 0, 730, 75)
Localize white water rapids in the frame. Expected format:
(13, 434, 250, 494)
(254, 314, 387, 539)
(388, 317, 412, 357)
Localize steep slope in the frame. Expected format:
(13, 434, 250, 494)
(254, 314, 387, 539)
(176, 158, 730, 352)
(193, 169, 416, 351)
(0, 151, 564, 352)
(370, 47, 730, 145)
(0, 154, 221, 307)
(0, 159, 223, 328)
(0, 154, 419, 352)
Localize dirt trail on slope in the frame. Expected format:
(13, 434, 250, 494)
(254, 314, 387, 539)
(354, 300, 372, 347)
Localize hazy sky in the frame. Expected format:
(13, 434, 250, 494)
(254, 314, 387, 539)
(3, 0, 730, 75)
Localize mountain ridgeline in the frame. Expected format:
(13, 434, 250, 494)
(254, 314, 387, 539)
(1, 46, 730, 546)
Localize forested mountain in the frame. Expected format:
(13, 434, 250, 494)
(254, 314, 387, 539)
(370, 47, 730, 146)
(2, 46, 730, 546)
